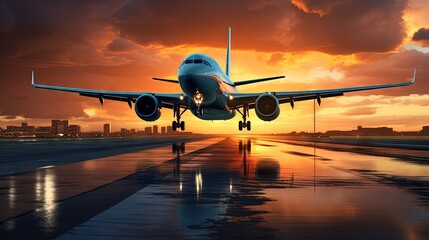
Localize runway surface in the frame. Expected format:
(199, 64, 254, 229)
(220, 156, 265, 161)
(0, 136, 428, 239)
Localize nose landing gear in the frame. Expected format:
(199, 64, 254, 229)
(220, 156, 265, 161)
(193, 90, 204, 116)
(237, 105, 251, 131)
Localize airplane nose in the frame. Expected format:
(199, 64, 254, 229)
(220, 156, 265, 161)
(182, 64, 203, 75)
(178, 74, 218, 106)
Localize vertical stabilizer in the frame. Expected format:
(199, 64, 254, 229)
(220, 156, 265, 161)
(226, 27, 231, 77)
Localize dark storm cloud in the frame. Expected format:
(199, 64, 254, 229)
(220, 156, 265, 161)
(0, 0, 128, 66)
(412, 28, 429, 41)
(112, 0, 408, 54)
(0, 0, 409, 67)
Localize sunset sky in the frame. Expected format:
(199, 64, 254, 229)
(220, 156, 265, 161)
(0, 0, 428, 134)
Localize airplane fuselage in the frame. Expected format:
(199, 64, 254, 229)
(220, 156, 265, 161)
(178, 53, 237, 120)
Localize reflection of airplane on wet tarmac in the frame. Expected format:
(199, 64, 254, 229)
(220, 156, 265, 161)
(32, 28, 416, 131)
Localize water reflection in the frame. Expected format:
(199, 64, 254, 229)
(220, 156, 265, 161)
(172, 137, 429, 239)
(35, 168, 57, 231)
(172, 142, 186, 154)
(195, 170, 203, 198)
(255, 159, 280, 179)
(5, 178, 16, 231)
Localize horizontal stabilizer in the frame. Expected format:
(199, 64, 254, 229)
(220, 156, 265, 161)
(152, 78, 179, 84)
(234, 76, 285, 86)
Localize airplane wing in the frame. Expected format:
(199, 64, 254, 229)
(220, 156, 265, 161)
(233, 76, 285, 86)
(228, 69, 416, 109)
(152, 78, 179, 84)
(31, 72, 187, 109)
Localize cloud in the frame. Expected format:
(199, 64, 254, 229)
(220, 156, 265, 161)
(343, 107, 377, 116)
(4, 115, 17, 120)
(111, 0, 408, 55)
(412, 27, 429, 46)
(0, 1, 128, 67)
(412, 27, 429, 41)
(107, 38, 139, 52)
(290, 0, 344, 17)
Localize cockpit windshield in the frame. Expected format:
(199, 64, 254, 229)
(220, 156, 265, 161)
(180, 57, 212, 68)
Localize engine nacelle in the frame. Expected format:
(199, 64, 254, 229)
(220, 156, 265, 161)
(135, 94, 161, 121)
(255, 93, 280, 121)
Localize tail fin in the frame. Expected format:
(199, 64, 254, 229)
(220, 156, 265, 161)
(226, 27, 231, 77)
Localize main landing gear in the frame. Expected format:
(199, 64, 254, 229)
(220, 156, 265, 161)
(237, 105, 251, 131)
(172, 104, 187, 131)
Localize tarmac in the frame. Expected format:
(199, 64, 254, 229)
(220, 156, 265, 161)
(0, 135, 428, 239)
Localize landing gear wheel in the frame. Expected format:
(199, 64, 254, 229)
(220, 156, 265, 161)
(172, 121, 177, 131)
(237, 105, 251, 131)
(172, 105, 188, 132)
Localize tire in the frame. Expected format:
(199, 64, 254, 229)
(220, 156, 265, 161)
(246, 121, 251, 131)
(172, 121, 177, 131)
(180, 121, 185, 131)
(238, 121, 243, 131)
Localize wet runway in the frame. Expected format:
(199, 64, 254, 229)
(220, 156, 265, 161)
(1, 136, 428, 239)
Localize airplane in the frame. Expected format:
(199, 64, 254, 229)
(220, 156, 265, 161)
(32, 27, 416, 131)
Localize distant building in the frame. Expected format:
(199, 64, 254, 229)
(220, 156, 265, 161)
(356, 126, 393, 136)
(51, 120, 68, 135)
(61, 120, 69, 134)
(420, 126, 429, 136)
(120, 128, 129, 135)
(145, 127, 152, 135)
(68, 125, 81, 136)
(153, 125, 159, 134)
(21, 122, 28, 132)
(103, 124, 111, 136)
(167, 126, 173, 134)
(161, 126, 166, 135)
(51, 120, 60, 134)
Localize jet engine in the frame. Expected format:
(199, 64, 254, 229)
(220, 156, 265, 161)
(255, 93, 280, 121)
(135, 94, 161, 121)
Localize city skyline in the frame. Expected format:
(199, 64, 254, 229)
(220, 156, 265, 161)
(1, 120, 428, 138)
(0, 1, 428, 133)
(0, 120, 192, 137)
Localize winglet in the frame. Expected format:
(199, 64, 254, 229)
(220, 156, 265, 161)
(31, 71, 35, 86)
(411, 68, 416, 85)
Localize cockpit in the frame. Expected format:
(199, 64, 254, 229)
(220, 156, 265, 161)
(180, 55, 212, 68)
